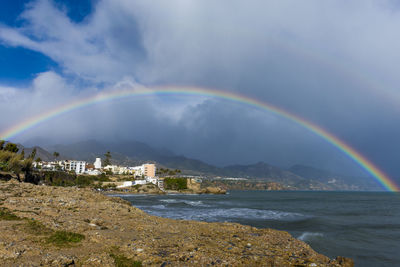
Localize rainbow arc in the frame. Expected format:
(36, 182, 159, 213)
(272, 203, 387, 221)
(0, 86, 398, 192)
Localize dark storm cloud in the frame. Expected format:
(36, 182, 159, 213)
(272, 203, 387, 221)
(1, 0, 400, 178)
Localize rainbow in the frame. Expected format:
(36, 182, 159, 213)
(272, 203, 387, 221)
(0, 86, 398, 192)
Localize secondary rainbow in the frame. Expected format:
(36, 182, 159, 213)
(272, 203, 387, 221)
(1, 86, 398, 192)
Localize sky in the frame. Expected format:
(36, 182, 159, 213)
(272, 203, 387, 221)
(1, 0, 400, 180)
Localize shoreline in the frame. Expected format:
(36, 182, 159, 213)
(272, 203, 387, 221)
(0, 181, 353, 266)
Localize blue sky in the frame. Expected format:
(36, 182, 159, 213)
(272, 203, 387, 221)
(0, 0, 94, 85)
(1, 0, 400, 182)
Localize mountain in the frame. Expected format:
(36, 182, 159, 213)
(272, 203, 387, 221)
(19, 139, 381, 190)
(221, 162, 335, 190)
(289, 164, 338, 183)
(289, 164, 381, 190)
(16, 144, 55, 162)
(223, 162, 300, 179)
(44, 140, 220, 175)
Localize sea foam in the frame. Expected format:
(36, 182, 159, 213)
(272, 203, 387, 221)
(298, 232, 324, 241)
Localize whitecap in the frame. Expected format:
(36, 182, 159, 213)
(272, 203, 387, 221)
(297, 232, 324, 241)
(159, 199, 210, 207)
(160, 199, 179, 203)
(152, 205, 166, 209)
(140, 207, 305, 222)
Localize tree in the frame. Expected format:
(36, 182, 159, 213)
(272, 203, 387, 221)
(53, 152, 60, 161)
(7, 154, 24, 182)
(103, 151, 111, 166)
(21, 149, 25, 158)
(4, 143, 19, 153)
(29, 148, 37, 159)
(21, 158, 34, 183)
(0, 147, 35, 183)
(36, 157, 42, 162)
(0, 140, 5, 150)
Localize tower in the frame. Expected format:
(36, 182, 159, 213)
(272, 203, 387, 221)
(94, 158, 102, 169)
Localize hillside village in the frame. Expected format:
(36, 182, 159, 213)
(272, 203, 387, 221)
(32, 158, 166, 189)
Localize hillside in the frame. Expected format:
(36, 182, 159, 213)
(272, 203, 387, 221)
(18, 139, 382, 191)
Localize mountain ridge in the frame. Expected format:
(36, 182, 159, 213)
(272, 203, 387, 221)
(20, 139, 381, 190)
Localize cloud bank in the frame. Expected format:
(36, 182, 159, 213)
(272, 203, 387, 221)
(1, 0, 400, 177)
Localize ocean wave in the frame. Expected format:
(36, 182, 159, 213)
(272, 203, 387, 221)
(141, 207, 305, 222)
(159, 199, 210, 207)
(159, 199, 178, 203)
(152, 204, 166, 209)
(205, 208, 304, 220)
(297, 232, 324, 241)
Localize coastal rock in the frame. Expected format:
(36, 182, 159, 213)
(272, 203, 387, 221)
(204, 186, 227, 194)
(0, 180, 352, 266)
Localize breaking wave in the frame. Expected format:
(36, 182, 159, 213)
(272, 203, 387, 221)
(159, 199, 210, 207)
(142, 207, 305, 222)
(297, 232, 324, 241)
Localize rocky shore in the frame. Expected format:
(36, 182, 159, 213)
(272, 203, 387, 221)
(0, 180, 353, 266)
(103, 183, 226, 195)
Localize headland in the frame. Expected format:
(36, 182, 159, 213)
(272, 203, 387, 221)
(0, 180, 353, 266)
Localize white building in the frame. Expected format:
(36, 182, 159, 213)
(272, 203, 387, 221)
(130, 163, 156, 178)
(85, 169, 102, 176)
(33, 161, 64, 171)
(104, 165, 119, 173)
(64, 160, 86, 174)
(116, 181, 133, 188)
(146, 177, 158, 185)
(133, 180, 147, 185)
(94, 158, 102, 169)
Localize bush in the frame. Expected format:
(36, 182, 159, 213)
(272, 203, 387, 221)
(164, 177, 188, 190)
(24, 220, 53, 235)
(42, 171, 77, 186)
(46, 230, 85, 247)
(93, 173, 111, 182)
(74, 175, 94, 187)
(110, 253, 142, 267)
(109, 246, 142, 267)
(0, 207, 21, 220)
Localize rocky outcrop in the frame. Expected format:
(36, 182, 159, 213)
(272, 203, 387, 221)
(107, 183, 166, 195)
(0, 180, 353, 266)
(202, 186, 227, 194)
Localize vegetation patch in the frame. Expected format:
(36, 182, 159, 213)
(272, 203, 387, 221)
(24, 220, 53, 236)
(0, 207, 21, 220)
(109, 247, 142, 267)
(46, 230, 85, 247)
(164, 177, 188, 190)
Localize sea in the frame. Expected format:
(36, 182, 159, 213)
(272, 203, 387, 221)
(115, 191, 400, 267)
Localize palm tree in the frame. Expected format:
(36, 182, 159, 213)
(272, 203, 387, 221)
(103, 151, 112, 166)
(53, 152, 60, 161)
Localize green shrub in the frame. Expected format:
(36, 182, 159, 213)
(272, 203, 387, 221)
(110, 252, 142, 267)
(74, 175, 94, 187)
(164, 177, 188, 190)
(93, 173, 110, 182)
(43, 171, 77, 186)
(46, 230, 85, 247)
(24, 220, 53, 235)
(0, 207, 21, 220)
